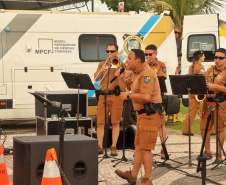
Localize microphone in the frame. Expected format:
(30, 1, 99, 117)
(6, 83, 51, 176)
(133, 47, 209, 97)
(30, 92, 71, 116)
(51, 101, 62, 109)
(52, 101, 71, 117)
(110, 68, 125, 83)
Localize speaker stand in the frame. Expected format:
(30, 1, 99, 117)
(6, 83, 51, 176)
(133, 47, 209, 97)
(58, 109, 66, 169)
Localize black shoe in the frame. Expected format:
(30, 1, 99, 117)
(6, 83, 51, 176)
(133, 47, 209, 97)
(182, 133, 194, 136)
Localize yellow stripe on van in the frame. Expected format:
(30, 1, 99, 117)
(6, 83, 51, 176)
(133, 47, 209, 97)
(142, 16, 174, 49)
(220, 25, 226, 37)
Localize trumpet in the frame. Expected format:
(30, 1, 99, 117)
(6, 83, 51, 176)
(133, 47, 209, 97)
(94, 55, 124, 86)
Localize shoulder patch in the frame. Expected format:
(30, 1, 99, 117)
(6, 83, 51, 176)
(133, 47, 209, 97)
(162, 66, 167, 73)
(143, 75, 150, 83)
(200, 69, 205, 73)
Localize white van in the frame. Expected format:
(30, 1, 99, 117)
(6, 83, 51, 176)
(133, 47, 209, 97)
(0, 10, 179, 121)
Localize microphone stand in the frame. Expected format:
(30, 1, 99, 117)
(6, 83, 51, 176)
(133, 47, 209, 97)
(187, 79, 192, 166)
(99, 63, 112, 163)
(209, 94, 225, 169)
(58, 106, 72, 170)
(111, 100, 133, 167)
(197, 105, 215, 185)
(58, 108, 66, 168)
(29, 92, 67, 171)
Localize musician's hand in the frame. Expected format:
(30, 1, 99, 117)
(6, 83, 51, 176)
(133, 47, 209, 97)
(123, 69, 130, 79)
(120, 88, 129, 100)
(102, 64, 108, 73)
(115, 67, 125, 79)
(207, 83, 216, 91)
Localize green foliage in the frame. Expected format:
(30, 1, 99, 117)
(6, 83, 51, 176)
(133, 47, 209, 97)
(101, 0, 226, 31)
(148, 0, 226, 31)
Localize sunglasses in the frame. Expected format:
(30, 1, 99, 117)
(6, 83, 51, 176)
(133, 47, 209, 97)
(175, 31, 180, 34)
(106, 50, 116, 53)
(145, 53, 155, 56)
(214, 56, 225, 60)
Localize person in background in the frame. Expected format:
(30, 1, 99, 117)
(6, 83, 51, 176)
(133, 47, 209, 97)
(145, 44, 167, 160)
(94, 44, 125, 156)
(145, 44, 167, 79)
(115, 49, 165, 185)
(200, 48, 226, 161)
(174, 27, 183, 74)
(182, 50, 206, 136)
(174, 27, 182, 54)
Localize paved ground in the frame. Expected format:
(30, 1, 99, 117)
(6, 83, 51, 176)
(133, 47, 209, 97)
(2, 127, 226, 185)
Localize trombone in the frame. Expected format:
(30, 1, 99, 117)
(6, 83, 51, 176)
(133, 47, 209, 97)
(94, 55, 124, 86)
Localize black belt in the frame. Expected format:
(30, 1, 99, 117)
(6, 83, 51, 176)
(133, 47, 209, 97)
(96, 90, 116, 95)
(137, 103, 162, 115)
(137, 108, 146, 115)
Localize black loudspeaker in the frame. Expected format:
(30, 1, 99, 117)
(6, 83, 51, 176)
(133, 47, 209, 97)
(164, 95, 180, 114)
(13, 135, 98, 185)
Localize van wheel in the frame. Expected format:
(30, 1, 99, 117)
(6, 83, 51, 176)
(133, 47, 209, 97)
(123, 100, 137, 126)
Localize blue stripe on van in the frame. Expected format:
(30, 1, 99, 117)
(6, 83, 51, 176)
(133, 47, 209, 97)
(88, 79, 100, 97)
(120, 55, 125, 61)
(137, 16, 160, 37)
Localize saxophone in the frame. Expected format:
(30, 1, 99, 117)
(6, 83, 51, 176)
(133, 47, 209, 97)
(196, 69, 211, 118)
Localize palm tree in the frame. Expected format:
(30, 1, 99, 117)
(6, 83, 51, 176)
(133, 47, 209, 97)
(146, 0, 226, 32)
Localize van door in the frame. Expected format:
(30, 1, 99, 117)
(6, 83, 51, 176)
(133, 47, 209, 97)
(181, 14, 219, 106)
(181, 14, 219, 75)
(12, 67, 65, 109)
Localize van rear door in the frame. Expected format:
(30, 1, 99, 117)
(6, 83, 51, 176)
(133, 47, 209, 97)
(181, 14, 219, 75)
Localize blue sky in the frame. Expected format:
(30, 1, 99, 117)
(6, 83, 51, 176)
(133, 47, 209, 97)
(218, 5, 226, 22)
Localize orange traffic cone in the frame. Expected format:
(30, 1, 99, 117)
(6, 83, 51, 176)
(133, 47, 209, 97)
(0, 145, 13, 185)
(41, 148, 62, 185)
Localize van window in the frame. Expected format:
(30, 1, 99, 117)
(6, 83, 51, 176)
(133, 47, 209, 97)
(79, 34, 117, 62)
(187, 34, 217, 62)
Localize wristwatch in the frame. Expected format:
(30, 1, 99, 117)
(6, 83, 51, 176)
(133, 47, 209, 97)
(127, 92, 132, 100)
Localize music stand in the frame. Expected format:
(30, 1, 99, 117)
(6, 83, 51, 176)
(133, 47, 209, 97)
(61, 72, 95, 134)
(158, 76, 167, 96)
(169, 75, 208, 166)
